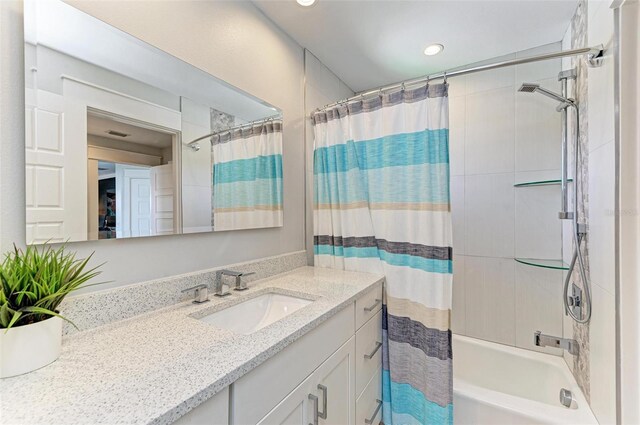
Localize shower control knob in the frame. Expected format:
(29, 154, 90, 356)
(568, 294, 581, 307)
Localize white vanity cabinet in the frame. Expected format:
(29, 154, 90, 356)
(174, 282, 383, 425)
(172, 387, 229, 425)
(257, 338, 355, 425)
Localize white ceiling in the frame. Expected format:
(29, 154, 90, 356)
(254, 0, 579, 92)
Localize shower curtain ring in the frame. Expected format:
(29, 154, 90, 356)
(401, 82, 405, 91)
(443, 71, 448, 84)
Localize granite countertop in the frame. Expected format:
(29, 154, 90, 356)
(0, 267, 384, 425)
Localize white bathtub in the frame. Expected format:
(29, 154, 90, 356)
(453, 335, 598, 425)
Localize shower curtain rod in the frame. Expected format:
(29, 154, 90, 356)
(316, 44, 604, 113)
(186, 115, 282, 147)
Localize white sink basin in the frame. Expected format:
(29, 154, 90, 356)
(199, 293, 313, 334)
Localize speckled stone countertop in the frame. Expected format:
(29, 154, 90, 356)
(0, 267, 384, 425)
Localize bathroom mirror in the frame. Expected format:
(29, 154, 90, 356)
(23, 0, 283, 244)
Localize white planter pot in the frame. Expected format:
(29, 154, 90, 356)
(0, 316, 62, 378)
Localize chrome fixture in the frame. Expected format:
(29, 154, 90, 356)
(558, 69, 577, 220)
(587, 48, 605, 67)
(518, 70, 592, 324)
(185, 116, 281, 151)
(364, 342, 383, 359)
(534, 331, 579, 356)
(517, 83, 575, 111)
(308, 384, 327, 425)
(213, 271, 233, 297)
(317, 384, 328, 420)
(218, 269, 256, 292)
(308, 393, 319, 425)
(364, 298, 382, 312)
(365, 400, 383, 424)
(560, 388, 574, 408)
(316, 45, 604, 113)
(181, 284, 210, 304)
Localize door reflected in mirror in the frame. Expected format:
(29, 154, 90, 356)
(87, 112, 180, 240)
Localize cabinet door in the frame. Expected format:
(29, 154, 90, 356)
(257, 372, 315, 425)
(311, 337, 356, 425)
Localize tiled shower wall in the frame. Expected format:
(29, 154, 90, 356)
(450, 43, 568, 356)
(561, 0, 617, 423)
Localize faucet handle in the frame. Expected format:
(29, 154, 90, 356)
(181, 284, 209, 304)
(233, 271, 255, 291)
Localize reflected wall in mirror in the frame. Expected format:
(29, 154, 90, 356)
(24, 0, 283, 244)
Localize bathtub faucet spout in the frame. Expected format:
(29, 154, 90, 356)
(534, 331, 579, 356)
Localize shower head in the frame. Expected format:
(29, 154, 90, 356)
(518, 83, 575, 110)
(518, 83, 539, 93)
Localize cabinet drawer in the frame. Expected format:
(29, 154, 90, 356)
(355, 282, 383, 330)
(356, 367, 382, 425)
(355, 310, 383, 397)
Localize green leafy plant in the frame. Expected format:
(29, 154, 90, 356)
(0, 244, 103, 330)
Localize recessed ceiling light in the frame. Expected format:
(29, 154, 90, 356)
(424, 43, 444, 56)
(296, 0, 316, 6)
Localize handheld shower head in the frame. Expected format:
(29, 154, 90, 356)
(518, 83, 575, 110)
(518, 83, 539, 93)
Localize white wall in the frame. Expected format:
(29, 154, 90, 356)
(29, 44, 180, 110)
(0, 0, 306, 290)
(180, 97, 213, 234)
(304, 50, 354, 264)
(585, 1, 616, 423)
(0, 1, 26, 255)
(618, 1, 640, 423)
(450, 43, 567, 355)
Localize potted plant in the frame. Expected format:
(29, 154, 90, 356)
(0, 244, 102, 378)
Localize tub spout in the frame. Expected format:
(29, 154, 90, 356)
(534, 331, 579, 356)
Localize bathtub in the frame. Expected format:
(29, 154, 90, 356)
(453, 335, 598, 425)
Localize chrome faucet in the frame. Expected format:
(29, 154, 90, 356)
(534, 331, 579, 355)
(218, 269, 256, 292)
(181, 284, 209, 304)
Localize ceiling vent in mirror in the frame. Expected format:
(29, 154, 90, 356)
(106, 130, 129, 138)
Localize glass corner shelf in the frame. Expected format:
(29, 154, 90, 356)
(514, 258, 569, 270)
(514, 179, 573, 188)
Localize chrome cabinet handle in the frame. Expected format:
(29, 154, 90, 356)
(317, 384, 328, 419)
(364, 342, 382, 359)
(364, 399, 383, 424)
(308, 394, 318, 425)
(364, 299, 381, 312)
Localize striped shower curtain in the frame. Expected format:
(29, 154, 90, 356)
(212, 120, 283, 231)
(312, 84, 453, 424)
